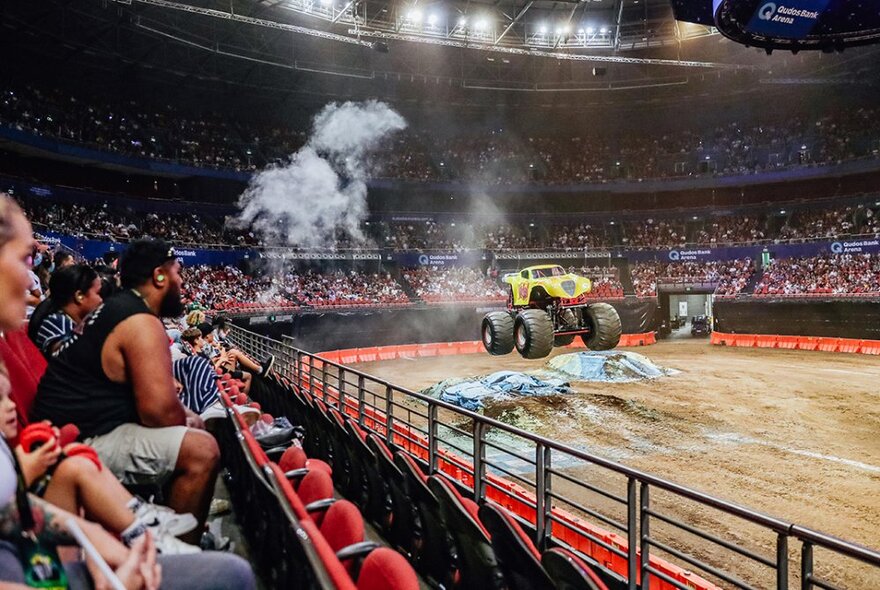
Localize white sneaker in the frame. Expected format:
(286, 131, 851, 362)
(154, 532, 202, 555)
(200, 403, 229, 421)
(200, 402, 260, 422)
(136, 503, 198, 538)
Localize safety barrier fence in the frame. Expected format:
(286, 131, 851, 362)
(313, 333, 656, 365)
(229, 325, 880, 590)
(710, 332, 880, 355)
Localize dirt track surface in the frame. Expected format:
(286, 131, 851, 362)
(353, 340, 880, 588)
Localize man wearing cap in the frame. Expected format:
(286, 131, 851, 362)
(32, 239, 219, 544)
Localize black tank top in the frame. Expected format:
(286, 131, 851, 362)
(31, 290, 155, 439)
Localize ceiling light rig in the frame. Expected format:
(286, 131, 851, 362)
(130, 0, 744, 69)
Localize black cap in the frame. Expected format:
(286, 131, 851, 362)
(197, 322, 213, 338)
(119, 239, 177, 289)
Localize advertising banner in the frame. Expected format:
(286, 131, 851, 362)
(37, 231, 253, 266)
(745, 0, 830, 39)
(621, 238, 880, 263)
(392, 250, 490, 268)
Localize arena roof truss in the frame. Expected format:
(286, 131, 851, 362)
(126, 0, 737, 68)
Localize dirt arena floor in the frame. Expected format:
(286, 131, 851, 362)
(352, 339, 880, 588)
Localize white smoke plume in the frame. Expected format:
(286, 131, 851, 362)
(236, 100, 406, 248)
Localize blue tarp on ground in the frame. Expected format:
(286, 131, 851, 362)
(423, 351, 675, 411)
(424, 371, 571, 411)
(546, 351, 676, 382)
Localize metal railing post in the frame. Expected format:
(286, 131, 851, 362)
(535, 444, 552, 551)
(338, 368, 346, 412)
(428, 404, 438, 473)
(801, 542, 813, 590)
(627, 478, 638, 590)
(473, 421, 486, 501)
(640, 483, 650, 590)
(321, 362, 328, 403)
(384, 385, 394, 446)
(357, 375, 365, 426)
(777, 533, 789, 590)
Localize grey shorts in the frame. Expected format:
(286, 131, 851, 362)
(86, 423, 189, 486)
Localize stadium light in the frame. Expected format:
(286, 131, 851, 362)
(538, 23, 547, 35)
(586, 26, 595, 34)
(407, 8, 422, 22)
(475, 18, 489, 30)
(321, 0, 332, 6)
(427, 13, 438, 26)
(458, 16, 467, 27)
(599, 27, 608, 34)
(555, 26, 563, 36)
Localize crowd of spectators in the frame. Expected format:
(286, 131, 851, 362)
(778, 206, 859, 241)
(753, 253, 880, 296)
(3, 83, 880, 183)
(631, 259, 755, 297)
(10, 182, 880, 252)
(402, 267, 507, 302)
(182, 265, 408, 309)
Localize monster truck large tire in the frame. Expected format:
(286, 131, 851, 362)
(514, 309, 554, 359)
(553, 309, 579, 346)
(581, 302, 622, 351)
(482, 312, 515, 355)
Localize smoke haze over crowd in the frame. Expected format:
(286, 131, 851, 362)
(236, 100, 406, 248)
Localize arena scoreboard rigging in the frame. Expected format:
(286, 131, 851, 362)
(671, 0, 880, 51)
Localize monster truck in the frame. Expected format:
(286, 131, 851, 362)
(481, 264, 622, 359)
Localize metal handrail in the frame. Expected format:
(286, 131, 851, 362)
(229, 324, 880, 590)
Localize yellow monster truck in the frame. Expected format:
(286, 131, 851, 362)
(481, 264, 622, 359)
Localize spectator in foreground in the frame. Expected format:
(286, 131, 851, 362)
(28, 264, 104, 357)
(0, 195, 256, 589)
(32, 239, 221, 543)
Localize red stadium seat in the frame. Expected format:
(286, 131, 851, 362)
(541, 548, 610, 590)
(428, 475, 503, 588)
(356, 548, 419, 590)
(296, 467, 335, 506)
(479, 502, 555, 590)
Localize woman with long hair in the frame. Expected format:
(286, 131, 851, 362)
(28, 264, 104, 357)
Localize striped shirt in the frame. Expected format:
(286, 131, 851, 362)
(172, 356, 220, 415)
(34, 312, 76, 357)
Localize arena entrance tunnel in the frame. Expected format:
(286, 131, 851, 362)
(656, 282, 715, 340)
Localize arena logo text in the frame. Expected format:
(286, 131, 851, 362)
(758, 2, 820, 25)
(172, 248, 198, 257)
(668, 249, 712, 261)
(830, 240, 880, 254)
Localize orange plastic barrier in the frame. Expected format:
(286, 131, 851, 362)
(776, 336, 799, 350)
(417, 343, 441, 358)
(837, 338, 861, 354)
(817, 337, 841, 353)
(860, 340, 880, 355)
(319, 333, 657, 364)
(355, 346, 379, 363)
(755, 335, 778, 348)
(395, 344, 420, 359)
(711, 332, 880, 356)
(337, 348, 360, 364)
(797, 336, 819, 351)
(734, 334, 756, 348)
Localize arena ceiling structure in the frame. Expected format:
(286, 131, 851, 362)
(1, 0, 879, 110)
